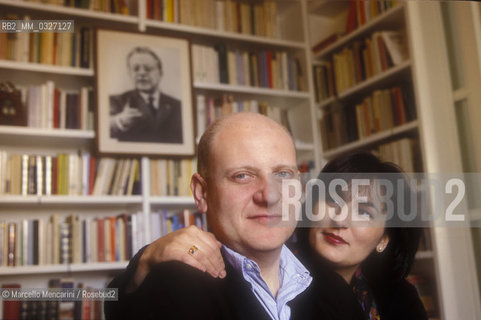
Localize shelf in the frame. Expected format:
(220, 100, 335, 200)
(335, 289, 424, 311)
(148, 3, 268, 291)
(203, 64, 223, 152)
(0, 0, 138, 24)
(337, 60, 411, 99)
(322, 121, 418, 159)
(316, 61, 411, 109)
(194, 82, 310, 99)
(0, 261, 128, 275)
(0, 195, 143, 205)
(295, 141, 315, 152)
(314, 4, 405, 59)
(0, 126, 94, 139)
(416, 251, 434, 260)
(148, 196, 195, 206)
(145, 20, 305, 49)
(318, 97, 337, 109)
(309, 0, 349, 17)
(0, 60, 94, 76)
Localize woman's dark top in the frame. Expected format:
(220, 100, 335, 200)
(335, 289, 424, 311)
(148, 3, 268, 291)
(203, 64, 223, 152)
(298, 248, 428, 320)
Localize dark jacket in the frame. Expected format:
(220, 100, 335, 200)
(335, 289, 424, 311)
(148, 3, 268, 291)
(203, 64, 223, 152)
(300, 251, 428, 320)
(109, 90, 183, 143)
(104, 247, 363, 320)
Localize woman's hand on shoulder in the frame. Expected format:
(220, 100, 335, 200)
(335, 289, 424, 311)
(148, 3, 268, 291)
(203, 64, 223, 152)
(141, 225, 226, 278)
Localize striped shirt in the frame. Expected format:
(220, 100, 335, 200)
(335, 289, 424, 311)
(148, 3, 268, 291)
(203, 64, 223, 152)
(223, 245, 312, 320)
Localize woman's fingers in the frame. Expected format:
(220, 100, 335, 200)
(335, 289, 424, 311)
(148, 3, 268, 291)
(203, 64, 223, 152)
(146, 226, 226, 278)
(186, 227, 225, 278)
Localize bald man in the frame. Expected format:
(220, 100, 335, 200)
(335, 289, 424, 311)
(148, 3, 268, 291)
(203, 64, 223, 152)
(105, 113, 327, 320)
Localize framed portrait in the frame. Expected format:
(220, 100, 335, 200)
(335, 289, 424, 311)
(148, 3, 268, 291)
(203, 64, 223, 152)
(95, 29, 195, 156)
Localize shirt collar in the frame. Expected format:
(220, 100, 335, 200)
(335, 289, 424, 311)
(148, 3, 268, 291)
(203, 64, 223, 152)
(222, 245, 312, 288)
(138, 88, 161, 108)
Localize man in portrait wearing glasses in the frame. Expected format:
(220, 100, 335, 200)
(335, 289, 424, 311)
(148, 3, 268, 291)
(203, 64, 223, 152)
(109, 46, 183, 144)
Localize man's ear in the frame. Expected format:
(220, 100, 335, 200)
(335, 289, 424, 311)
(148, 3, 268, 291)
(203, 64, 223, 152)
(191, 173, 208, 213)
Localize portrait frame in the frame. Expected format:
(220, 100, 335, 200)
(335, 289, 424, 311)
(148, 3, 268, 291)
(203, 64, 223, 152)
(95, 29, 195, 157)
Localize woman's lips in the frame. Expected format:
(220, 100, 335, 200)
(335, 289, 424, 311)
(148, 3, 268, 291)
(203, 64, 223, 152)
(322, 232, 349, 245)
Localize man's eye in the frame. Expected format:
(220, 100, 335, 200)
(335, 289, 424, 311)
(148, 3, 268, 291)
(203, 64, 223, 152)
(232, 173, 252, 182)
(275, 171, 293, 179)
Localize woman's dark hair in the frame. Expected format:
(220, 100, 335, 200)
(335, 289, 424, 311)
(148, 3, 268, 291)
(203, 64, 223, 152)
(297, 151, 422, 284)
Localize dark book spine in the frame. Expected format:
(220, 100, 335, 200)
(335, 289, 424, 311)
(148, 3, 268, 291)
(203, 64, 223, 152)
(27, 155, 37, 195)
(65, 93, 80, 129)
(82, 219, 87, 263)
(125, 214, 133, 259)
(80, 27, 90, 68)
(215, 43, 229, 84)
(33, 219, 39, 265)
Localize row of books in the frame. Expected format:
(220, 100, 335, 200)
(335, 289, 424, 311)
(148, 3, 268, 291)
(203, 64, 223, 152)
(149, 159, 196, 197)
(354, 86, 415, 139)
(192, 43, 304, 91)
(196, 94, 292, 139)
(319, 86, 415, 149)
(146, 0, 278, 38)
(312, 63, 336, 102)
(346, 0, 399, 34)
(19, 82, 94, 130)
(330, 31, 408, 95)
(0, 212, 143, 267)
(311, 1, 399, 54)
(151, 210, 207, 240)
(2, 279, 105, 320)
(376, 138, 417, 173)
(0, 152, 141, 196)
(23, 0, 132, 15)
(0, 15, 90, 68)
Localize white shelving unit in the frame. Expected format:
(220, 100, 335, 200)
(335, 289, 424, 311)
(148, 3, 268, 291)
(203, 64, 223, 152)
(308, 1, 481, 319)
(193, 82, 310, 99)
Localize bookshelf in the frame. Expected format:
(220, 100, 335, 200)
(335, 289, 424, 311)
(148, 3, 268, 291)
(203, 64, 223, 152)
(0, 1, 319, 310)
(193, 82, 310, 98)
(308, 0, 435, 317)
(322, 120, 418, 159)
(0, 262, 129, 276)
(0, 60, 94, 76)
(309, 1, 481, 319)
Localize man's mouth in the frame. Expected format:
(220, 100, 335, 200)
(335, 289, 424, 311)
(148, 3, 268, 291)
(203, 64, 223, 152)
(248, 214, 282, 223)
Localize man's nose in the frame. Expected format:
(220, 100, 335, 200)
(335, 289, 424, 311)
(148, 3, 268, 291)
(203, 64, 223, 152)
(253, 175, 281, 206)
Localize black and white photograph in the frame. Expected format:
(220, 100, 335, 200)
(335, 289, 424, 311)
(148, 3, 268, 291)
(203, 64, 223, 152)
(96, 29, 194, 156)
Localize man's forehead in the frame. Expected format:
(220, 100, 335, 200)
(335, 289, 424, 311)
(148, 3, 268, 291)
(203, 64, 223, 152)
(130, 53, 156, 63)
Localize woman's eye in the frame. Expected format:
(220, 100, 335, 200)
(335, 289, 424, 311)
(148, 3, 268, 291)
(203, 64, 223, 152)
(358, 209, 373, 219)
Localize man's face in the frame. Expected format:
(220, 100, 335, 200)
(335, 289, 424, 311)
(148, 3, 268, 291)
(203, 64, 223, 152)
(202, 119, 298, 257)
(128, 52, 162, 94)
